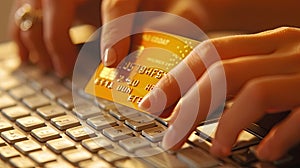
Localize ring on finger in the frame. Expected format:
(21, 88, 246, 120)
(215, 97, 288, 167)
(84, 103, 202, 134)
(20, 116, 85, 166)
(14, 3, 42, 31)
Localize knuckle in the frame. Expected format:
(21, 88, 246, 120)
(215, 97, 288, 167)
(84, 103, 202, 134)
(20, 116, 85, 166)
(243, 78, 269, 107)
(158, 73, 176, 88)
(275, 26, 297, 34)
(208, 61, 227, 79)
(273, 26, 300, 38)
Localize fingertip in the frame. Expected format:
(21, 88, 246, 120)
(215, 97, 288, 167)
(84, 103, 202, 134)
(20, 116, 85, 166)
(138, 88, 167, 115)
(210, 139, 231, 158)
(138, 95, 151, 111)
(103, 47, 117, 67)
(162, 125, 184, 151)
(255, 145, 269, 161)
(255, 140, 285, 161)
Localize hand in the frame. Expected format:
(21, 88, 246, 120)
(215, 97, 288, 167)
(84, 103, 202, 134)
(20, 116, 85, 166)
(138, 27, 300, 161)
(10, 0, 100, 77)
(100, 0, 205, 67)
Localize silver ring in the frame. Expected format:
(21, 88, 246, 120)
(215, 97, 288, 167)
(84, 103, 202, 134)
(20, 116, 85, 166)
(14, 3, 42, 31)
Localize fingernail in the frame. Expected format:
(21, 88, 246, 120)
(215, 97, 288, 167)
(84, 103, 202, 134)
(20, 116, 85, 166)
(138, 88, 167, 114)
(210, 139, 231, 157)
(103, 48, 117, 66)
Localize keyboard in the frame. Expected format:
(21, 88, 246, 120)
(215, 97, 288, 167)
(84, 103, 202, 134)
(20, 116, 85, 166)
(0, 42, 300, 168)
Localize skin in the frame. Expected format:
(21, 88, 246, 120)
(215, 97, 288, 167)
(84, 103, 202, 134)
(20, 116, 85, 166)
(136, 1, 300, 162)
(10, 0, 100, 77)
(11, 0, 300, 162)
(141, 27, 300, 161)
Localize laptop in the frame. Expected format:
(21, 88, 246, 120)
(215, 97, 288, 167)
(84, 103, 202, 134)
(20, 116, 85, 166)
(0, 28, 299, 168)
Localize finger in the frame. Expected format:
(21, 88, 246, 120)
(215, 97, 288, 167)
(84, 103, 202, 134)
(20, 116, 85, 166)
(162, 63, 227, 150)
(211, 74, 300, 158)
(256, 107, 300, 161)
(19, 1, 53, 71)
(138, 41, 216, 115)
(101, 0, 140, 67)
(220, 53, 300, 95)
(161, 50, 300, 117)
(42, 0, 79, 77)
(9, 0, 29, 62)
(138, 30, 282, 114)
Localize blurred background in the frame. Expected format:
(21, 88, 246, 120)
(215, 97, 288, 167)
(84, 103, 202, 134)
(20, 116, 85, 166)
(0, 0, 14, 42)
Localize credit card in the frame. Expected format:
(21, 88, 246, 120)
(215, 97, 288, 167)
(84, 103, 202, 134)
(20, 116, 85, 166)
(85, 31, 200, 111)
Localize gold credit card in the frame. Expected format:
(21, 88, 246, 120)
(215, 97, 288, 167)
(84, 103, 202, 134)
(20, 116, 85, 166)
(85, 31, 200, 111)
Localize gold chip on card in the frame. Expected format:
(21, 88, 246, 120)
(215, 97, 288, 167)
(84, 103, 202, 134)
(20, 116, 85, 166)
(85, 31, 200, 112)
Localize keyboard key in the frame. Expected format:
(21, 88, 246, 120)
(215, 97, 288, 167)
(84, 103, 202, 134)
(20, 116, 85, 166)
(15, 66, 42, 80)
(114, 158, 153, 168)
(136, 147, 188, 168)
(231, 148, 258, 166)
(57, 94, 74, 109)
(1, 129, 27, 144)
(119, 137, 150, 153)
(95, 98, 114, 110)
(125, 115, 156, 131)
(31, 126, 61, 142)
(0, 121, 13, 132)
(87, 115, 117, 130)
(176, 147, 222, 167)
(0, 76, 22, 91)
(103, 126, 134, 141)
(79, 159, 113, 168)
(142, 126, 166, 142)
(29, 150, 57, 165)
(9, 85, 35, 100)
(0, 94, 16, 109)
(43, 84, 70, 100)
(232, 131, 261, 151)
(9, 157, 36, 168)
(66, 126, 96, 141)
(62, 148, 92, 165)
(2, 105, 31, 121)
(29, 75, 58, 91)
(73, 103, 102, 119)
(37, 105, 66, 120)
(98, 148, 128, 163)
(14, 139, 41, 154)
(23, 94, 50, 109)
(109, 106, 139, 121)
(16, 116, 45, 131)
(0, 138, 6, 146)
(46, 138, 76, 154)
(45, 160, 73, 168)
(51, 115, 80, 130)
(82, 137, 113, 153)
(0, 146, 20, 159)
(78, 89, 94, 100)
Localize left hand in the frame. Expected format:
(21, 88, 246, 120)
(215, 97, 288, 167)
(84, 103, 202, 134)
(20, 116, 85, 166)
(138, 26, 300, 161)
(10, 0, 100, 77)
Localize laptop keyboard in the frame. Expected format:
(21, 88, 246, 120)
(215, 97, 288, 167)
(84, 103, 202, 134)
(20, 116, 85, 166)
(0, 50, 300, 168)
